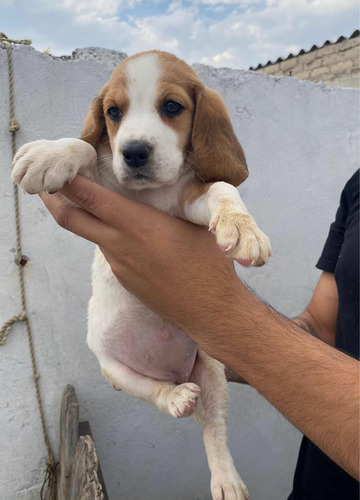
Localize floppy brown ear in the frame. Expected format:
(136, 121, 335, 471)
(80, 83, 109, 149)
(192, 85, 248, 186)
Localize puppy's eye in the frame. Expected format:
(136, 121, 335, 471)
(162, 100, 183, 117)
(107, 107, 122, 121)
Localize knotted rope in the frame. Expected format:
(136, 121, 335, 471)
(0, 33, 57, 500)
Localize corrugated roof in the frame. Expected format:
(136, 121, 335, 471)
(249, 29, 359, 70)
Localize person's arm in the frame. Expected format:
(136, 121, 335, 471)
(39, 176, 359, 480)
(227, 271, 339, 383)
(292, 271, 338, 346)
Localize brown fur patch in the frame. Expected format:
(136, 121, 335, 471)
(80, 82, 109, 149)
(191, 87, 248, 186)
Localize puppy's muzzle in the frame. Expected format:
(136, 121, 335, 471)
(123, 141, 152, 169)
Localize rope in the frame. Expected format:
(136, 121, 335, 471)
(0, 311, 27, 345)
(0, 33, 57, 500)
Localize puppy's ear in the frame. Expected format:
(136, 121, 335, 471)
(192, 85, 248, 186)
(80, 83, 109, 149)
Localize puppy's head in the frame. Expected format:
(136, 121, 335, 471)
(81, 51, 248, 190)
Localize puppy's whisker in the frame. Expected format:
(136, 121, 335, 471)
(97, 163, 115, 174)
(183, 149, 196, 159)
(96, 162, 118, 181)
(98, 152, 113, 157)
(97, 161, 114, 171)
(182, 162, 206, 184)
(96, 70, 111, 82)
(97, 155, 113, 162)
(97, 158, 113, 166)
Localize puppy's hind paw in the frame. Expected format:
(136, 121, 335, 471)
(167, 383, 201, 418)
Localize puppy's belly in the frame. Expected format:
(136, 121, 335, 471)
(103, 317, 198, 384)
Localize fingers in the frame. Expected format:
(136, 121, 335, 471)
(59, 175, 161, 230)
(39, 192, 115, 246)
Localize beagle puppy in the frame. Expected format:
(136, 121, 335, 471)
(12, 50, 271, 500)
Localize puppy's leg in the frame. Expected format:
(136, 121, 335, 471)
(11, 138, 97, 194)
(191, 350, 249, 500)
(100, 357, 201, 418)
(180, 179, 271, 267)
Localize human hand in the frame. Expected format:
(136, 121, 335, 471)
(39, 175, 245, 360)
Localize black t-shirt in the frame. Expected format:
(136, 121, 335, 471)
(289, 170, 360, 500)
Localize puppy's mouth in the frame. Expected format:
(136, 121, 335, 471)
(121, 170, 159, 189)
(129, 172, 155, 182)
(123, 172, 157, 184)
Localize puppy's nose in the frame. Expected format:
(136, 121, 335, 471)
(123, 141, 151, 168)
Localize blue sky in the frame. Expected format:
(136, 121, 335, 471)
(1, 0, 359, 69)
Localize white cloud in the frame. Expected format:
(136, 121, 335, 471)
(63, 0, 120, 16)
(196, 0, 263, 5)
(197, 0, 246, 4)
(63, 0, 142, 17)
(212, 50, 233, 62)
(2, 0, 358, 69)
(262, 0, 358, 20)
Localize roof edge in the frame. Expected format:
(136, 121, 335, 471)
(249, 29, 359, 70)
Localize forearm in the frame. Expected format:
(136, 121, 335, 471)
(226, 312, 334, 385)
(293, 311, 321, 337)
(200, 283, 359, 480)
(292, 272, 338, 346)
(293, 309, 335, 346)
(227, 309, 334, 384)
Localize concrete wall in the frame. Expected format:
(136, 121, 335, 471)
(0, 45, 359, 500)
(255, 33, 360, 89)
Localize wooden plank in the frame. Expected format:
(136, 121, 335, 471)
(67, 435, 104, 500)
(57, 385, 79, 500)
(79, 421, 109, 500)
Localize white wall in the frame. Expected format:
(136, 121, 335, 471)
(1, 45, 359, 500)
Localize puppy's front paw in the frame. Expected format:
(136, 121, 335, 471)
(211, 467, 249, 500)
(167, 383, 201, 418)
(12, 138, 97, 194)
(210, 200, 272, 267)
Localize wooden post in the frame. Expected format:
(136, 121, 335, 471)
(67, 436, 104, 500)
(78, 421, 108, 498)
(57, 385, 79, 500)
(57, 385, 106, 500)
